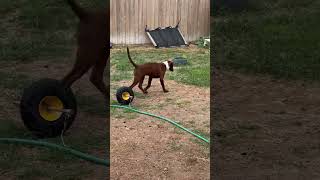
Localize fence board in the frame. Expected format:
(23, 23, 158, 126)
(110, 0, 210, 44)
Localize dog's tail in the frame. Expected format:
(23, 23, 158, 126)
(66, 0, 88, 19)
(127, 47, 137, 68)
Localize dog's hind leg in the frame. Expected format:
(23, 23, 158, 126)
(129, 77, 140, 90)
(138, 76, 146, 94)
(61, 59, 92, 88)
(143, 76, 152, 93)
(90, 56, 109, 101)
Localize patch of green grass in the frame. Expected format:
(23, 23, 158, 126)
(212, 0, 316, 16)
(0, 0, 107, 63)
(195, 36, 210, 48)
(1, 30, 75, 62)
(110, 99, 118, 104)
(213, 1, 320, 81)
(0, 0, 22, 14)
(18, 0, 75, 30)
(111, 71, 131, 81)
(0, 0, 75, 62)
(169, 66, 210, 87)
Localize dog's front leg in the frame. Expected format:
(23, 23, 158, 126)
(160, 77, 168, 93)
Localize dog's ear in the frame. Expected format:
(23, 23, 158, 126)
(168, 60, 174, 71)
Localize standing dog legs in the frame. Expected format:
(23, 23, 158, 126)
(61, 47, 110, 103)
(90, 56, 109, 101)
(129, 78, 139, 90)
(130, 75, 146, 94)
(143, 76, 152, 93)
(61, 49, 93, 88)
(138, 76, 146, 94)
(160, 77, 168, 93)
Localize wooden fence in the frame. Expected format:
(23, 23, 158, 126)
(110, 0, 210, 44)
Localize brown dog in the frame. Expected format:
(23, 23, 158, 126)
(61, 0, 109, 102)
(127, 47, 173, 94)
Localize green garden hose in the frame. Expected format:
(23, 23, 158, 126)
(0, 138, 109, 166)
(0, 105, 208, 167)
(110, 104, 210, 144)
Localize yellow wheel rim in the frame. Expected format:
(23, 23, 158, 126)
(122, 92, 130, 101)
(38, 96, 64, 121)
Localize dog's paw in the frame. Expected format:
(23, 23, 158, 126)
(164, 90, 169, 93)
(143, 91, 148, 94)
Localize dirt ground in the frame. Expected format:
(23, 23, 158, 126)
(212, 68, 320, 179)
(110, 80, 210, 179)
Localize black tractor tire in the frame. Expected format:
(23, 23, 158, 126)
(116, 86, 134, 105)
(20, 78, 77, 138)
